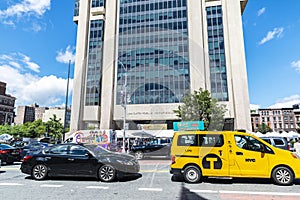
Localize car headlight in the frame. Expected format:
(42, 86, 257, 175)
(116, 159, 134, 165)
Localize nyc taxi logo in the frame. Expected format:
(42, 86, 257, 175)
(202, 154, 222, 169)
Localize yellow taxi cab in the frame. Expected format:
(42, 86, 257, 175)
(170, 130, 300, 185)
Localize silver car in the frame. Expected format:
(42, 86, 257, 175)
(260, 137, 289, 150)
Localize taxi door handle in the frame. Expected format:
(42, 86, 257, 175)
(68, 158, 75, 161)
(236, 152, 243, 156)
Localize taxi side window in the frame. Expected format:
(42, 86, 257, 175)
(199, 135, 224, 147)
(234, 135, 273, 153)
(177, 135, 198, 146)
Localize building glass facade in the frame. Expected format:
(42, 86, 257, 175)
(85, 20, 105, 106)
(92, 0, 105, 7)
(74, 0, 80, 16)
(117, 0, 190, 105)
(206, 6, 228, 101)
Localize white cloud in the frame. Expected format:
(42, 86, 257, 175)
(0, 0, 50, 28)
(291, 60, 300, 73)
(56, 46, 76, 64)
(0, 53, 73, 107)
(250, 104, 261, 110)
(257, 7, 266, 16)
(259, 27, 284, 45)
(0, 53, 41, 72)
(0, 0, 50, 18)
(268, 95, 300, 109)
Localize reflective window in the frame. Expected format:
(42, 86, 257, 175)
(199, 134, 224, 147)
(117, 0, 190, 105)
(69, 145, 88, 155)
(85, 20, 104, 106)
(48, 145, 68, 155)
(234, 135, 273, 153)
(177, 135, 198, 146)
(74, 0, 80, 16)
(91, 0, 105, 8)
(206, 6, 228, 101)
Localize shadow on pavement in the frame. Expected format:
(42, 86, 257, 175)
(180, 183, 209, 200)
(24, 172, 142, 183)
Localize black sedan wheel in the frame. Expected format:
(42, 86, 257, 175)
(272, 166, 294, 185)
(32, 164, 48, 180)
(99, 164, 116, 182)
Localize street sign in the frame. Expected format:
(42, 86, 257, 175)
(173, 121, 205, 131)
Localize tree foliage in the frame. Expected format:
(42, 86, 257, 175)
(0, 115, 64, 140)
(256, 123, 273, 134)
(173, 88, 227, 131)
(45, 114, 63, 140)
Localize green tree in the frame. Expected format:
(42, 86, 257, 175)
(46, 115, 63, 140)
(256, 123, 273, 134)
(22, 119, 46, 138)
(173, 88, 227, 131)
(0, 124, 12, 135)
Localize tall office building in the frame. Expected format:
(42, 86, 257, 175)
(70, 0, 251, 132)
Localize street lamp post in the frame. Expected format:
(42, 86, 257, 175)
(63, 60, 71, 142)
(118, 60, 127, 153)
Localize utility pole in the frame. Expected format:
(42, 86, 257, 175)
(63, 60, 71, 142)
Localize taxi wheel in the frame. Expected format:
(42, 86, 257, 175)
(183, 165, 201, 183)
(135, 151, 144, 160)
(99, 164, 116, 182)
(272, 166, 294, 185)
(32, 164, 48, 180)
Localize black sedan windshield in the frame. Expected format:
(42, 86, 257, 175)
(84, 144, 110, 155)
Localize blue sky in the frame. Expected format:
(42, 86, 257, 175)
(0, 0, 299, 110)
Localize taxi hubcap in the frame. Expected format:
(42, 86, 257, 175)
(187, 169, 198, 181)
(276, 169, 291, 183)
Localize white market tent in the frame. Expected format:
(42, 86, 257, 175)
(253, 131, 299, 140)
(0, 133, 13, 142)
(116, 130, 174, 138)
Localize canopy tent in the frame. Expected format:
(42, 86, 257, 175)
(116, 130, 174, 138)
(0, 133, 13, 142)
(253, 131, 299, 140)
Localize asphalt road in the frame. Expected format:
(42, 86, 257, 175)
(1, 160, 300, 200)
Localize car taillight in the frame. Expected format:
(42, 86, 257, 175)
(22, 155, 33, 162)
(171, 155, 176, 164)
(0, 150, 9, 154)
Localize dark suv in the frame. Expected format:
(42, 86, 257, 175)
(130, 138, 172, 159)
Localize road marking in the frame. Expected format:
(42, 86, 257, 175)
(140, 170, 169, 173)
(138, 188, 163, 192)
(0, 168, 19, 170)
(0, 183, 23, 186)
(190, 190, 218, 194)
(40, 184, 63, 188)
(86, 186, 109, 189)
(191, 190, 300, 196)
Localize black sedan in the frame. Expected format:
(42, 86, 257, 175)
(20, 143, 140, 182)
(0, 144, 22, 165)
(20, 142, 49, 158)
(130, 138, 172, 159)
